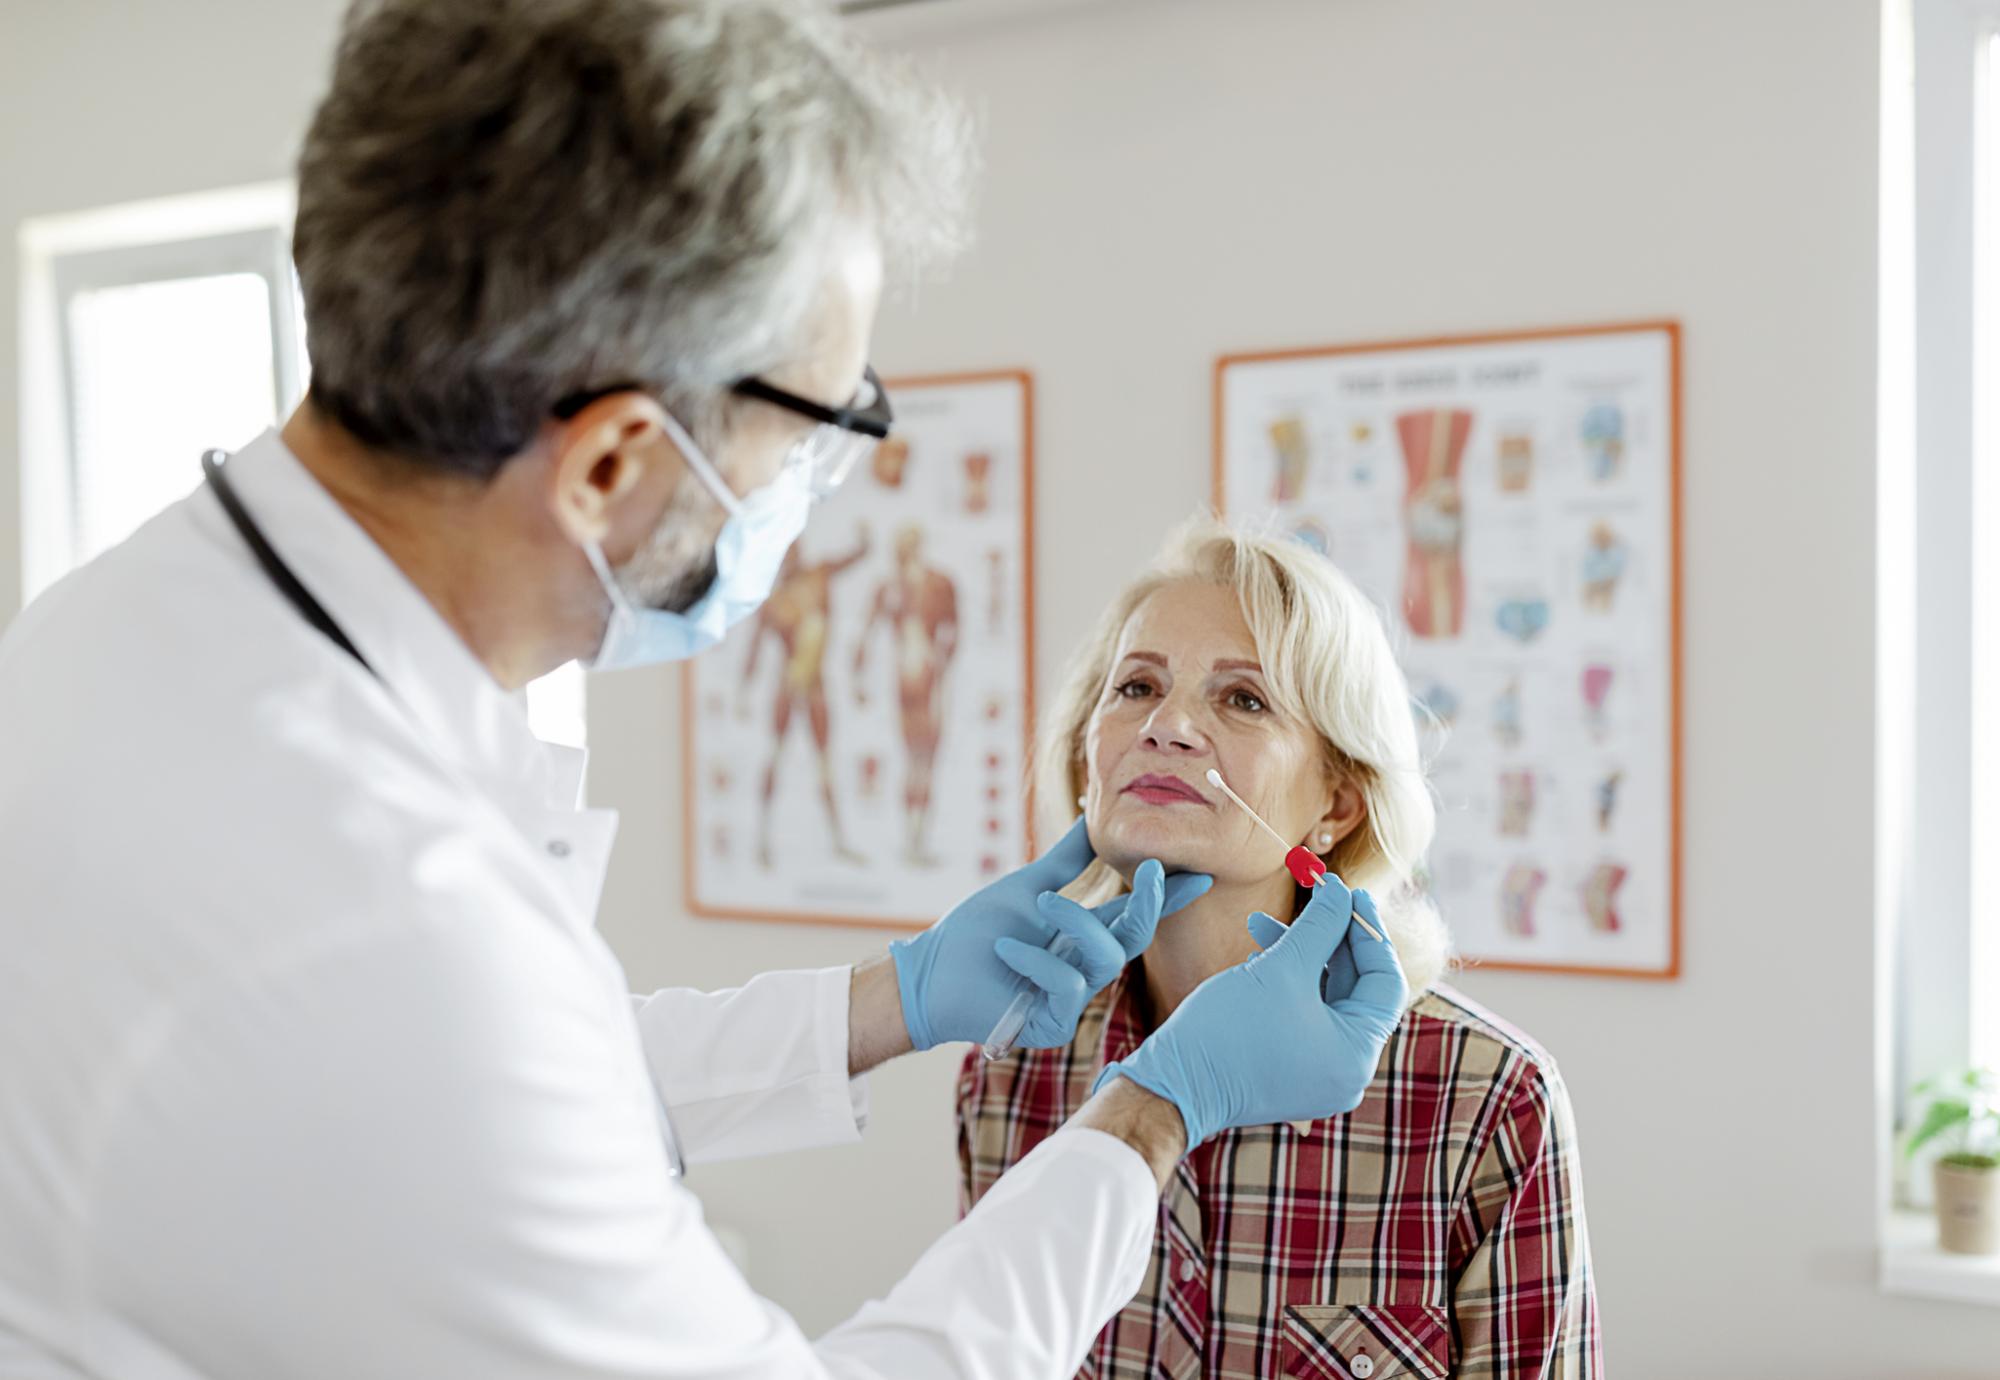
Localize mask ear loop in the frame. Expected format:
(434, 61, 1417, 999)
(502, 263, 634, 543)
(576, 408, 735, 662)
(580, 537, 629, 609)
(659, 410, 744, 518)
(579, 535, 636, 668)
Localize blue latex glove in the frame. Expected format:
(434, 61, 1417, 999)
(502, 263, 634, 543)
(1095, 879, 1405, 1148)
(890, 818, 1214, 1051)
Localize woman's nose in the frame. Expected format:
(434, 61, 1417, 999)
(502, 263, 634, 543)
(1141, 697, 1208, 754)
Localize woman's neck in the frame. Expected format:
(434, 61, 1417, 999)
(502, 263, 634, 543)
(1139, 867, 1301, 1027)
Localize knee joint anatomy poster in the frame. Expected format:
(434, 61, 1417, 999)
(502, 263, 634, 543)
(685, 371, 1034, 929)
(1216, 323, 1681, 977)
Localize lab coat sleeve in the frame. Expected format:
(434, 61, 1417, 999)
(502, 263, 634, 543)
(629, 967, 869, 1165)
(812, 1126, 1159, 1377)
(81, 881, 1160, 1380)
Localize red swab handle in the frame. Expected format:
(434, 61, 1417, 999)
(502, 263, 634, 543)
(1280, 846, 1388, 942)
(1285, 846, 1328, 889)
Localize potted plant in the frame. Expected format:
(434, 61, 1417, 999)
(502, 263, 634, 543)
(1905, 1068, 2000, 1255)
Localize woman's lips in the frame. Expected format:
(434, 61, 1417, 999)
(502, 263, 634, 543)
(1121, 774, 1212, 806)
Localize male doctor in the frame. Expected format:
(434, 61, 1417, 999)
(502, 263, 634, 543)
(0, 1, 1408, 1375)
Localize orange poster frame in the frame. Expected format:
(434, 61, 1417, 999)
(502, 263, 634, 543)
(681, 368, 1036, 931)
(1212, 321, 1682, 980)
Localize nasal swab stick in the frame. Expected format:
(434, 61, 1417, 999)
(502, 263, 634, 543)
(1204, 768, 1386, 942)
(1205, 770, 1300, 853)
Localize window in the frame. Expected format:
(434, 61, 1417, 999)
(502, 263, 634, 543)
(1923, 7, 2000, 1097)
(1880, 0, 2000, 1305)
(1973, 28, 2000, 1077)
(59, 235, 299, 565)
(18, 184, 586, 749)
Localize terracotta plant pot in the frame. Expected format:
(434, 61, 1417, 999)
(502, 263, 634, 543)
(1934, 1158, 2000, 1255)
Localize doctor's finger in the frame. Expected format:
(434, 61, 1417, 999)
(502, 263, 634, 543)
(1034, 892, 1127, 988)
(1100, 860, 1162, 959)
(1246, 911, 1288, 953)
(1271, 873, 1355, 979)
(994, 936, 1090, 1029)
(1251, 910, 1359, 997)
(1318, 935, 1360, 1002)
(1017, 817, 1096, 891)
(1159, 870, 1214, 919)
(1105, 864, 1214, 962)
(1329, 910, 1406, 1027)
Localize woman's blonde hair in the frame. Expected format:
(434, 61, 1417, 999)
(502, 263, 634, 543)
(1035, 517, 1451, 996)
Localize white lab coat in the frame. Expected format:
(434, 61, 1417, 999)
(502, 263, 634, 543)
(0, 430, 1157, 1378)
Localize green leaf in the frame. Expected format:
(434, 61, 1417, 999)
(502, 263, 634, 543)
(1906, 1098, 1971, 1157)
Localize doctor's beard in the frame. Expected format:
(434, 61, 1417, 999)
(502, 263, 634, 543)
(617, 477, 723, 615)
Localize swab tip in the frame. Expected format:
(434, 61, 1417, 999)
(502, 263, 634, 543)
(1205, 768, 1225, 787)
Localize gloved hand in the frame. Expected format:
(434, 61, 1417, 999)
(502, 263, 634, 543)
(890, 818, 1213, 1051)
(1095, 878, 1405, 1148)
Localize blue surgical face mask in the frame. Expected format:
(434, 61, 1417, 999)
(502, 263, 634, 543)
(581, 412, 812, 669)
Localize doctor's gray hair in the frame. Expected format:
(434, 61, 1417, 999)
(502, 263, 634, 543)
(293, 0, 972, 476)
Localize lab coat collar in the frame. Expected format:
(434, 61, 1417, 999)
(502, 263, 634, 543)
(214, 429, 585, 820)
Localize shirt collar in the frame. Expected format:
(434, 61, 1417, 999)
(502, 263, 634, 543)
(214, 428, 584, 815)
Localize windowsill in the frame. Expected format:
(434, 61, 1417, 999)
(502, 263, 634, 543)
(1880, 1209, 2000, 1306)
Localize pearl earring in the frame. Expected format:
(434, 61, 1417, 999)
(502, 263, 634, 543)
(1317, 833, 1333, 850)
(1077, 793, 1087, 808)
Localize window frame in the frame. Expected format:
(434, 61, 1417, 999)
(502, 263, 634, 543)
(53, 230, 304, 565)
(1906, 0, 2000, 1116)
(18, 182, 301, 602)
(16, 180, 587, 750)
(1879, 0, 2000, 1306)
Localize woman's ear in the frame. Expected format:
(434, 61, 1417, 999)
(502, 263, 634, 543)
(1314, 776, 1367, 853)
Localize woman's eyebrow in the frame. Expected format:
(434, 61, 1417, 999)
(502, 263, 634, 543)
(1120, 651, 1168, 668)
(1213, 658, 1265, 675)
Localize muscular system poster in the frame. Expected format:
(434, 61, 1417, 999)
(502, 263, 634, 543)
(1217, 324, 1681, 978)
(684, 371, 1034, 928)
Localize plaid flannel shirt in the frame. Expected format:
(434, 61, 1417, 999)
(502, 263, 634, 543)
(957, 975, 1601, 1380)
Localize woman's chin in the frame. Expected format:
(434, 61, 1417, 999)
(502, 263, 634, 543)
(1089, 815, 1224, 881)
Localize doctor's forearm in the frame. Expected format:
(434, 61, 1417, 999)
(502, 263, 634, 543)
(847, 955, 914, 1076)
(1069, 1077, 1185, 1190)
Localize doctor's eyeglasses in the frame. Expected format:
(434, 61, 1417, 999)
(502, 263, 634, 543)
(550, 366, 893, 505)
(733, 364, 892, 502)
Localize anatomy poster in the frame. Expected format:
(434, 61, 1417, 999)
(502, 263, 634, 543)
(1217, 324, 1681, 977)
(685, 371, 1034, 929)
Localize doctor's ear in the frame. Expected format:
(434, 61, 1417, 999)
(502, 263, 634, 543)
(545, 390, 678, 551)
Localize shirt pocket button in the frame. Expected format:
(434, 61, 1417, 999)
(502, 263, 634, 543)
(1349, 1356, 1375, 1379)
(1177, 1257, 1197, 1283)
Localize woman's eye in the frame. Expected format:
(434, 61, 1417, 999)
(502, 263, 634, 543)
(1114, 679, 1155, 700)
(1229, 688, 1267, 713)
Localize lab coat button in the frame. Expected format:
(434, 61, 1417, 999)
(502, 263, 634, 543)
(547, 839, 571, 859)
(1349, 1354, 1374, 1379)
(1177, 1257, 1196, 1283)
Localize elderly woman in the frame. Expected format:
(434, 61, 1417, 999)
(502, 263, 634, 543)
(958, 522, 1600, 1379)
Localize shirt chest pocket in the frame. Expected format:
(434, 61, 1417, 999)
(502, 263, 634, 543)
(1279, 1303, 1452, 1380)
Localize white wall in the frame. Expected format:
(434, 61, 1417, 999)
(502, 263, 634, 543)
(4, 0, 1994, 1372)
